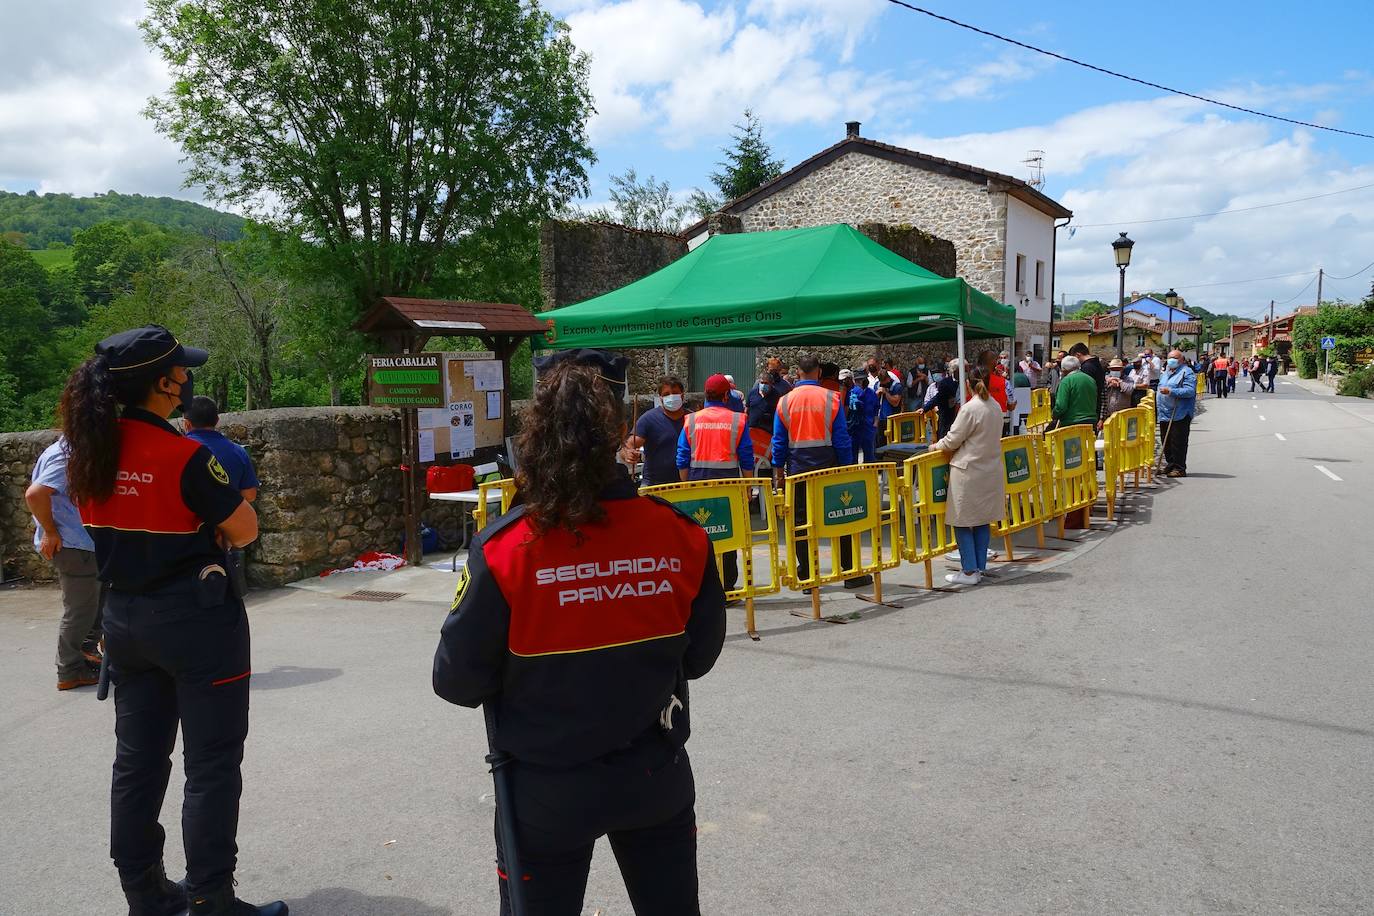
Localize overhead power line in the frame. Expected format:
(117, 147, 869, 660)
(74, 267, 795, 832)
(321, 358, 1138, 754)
(1071, 183, 1374, 228)
(882, 0, 1374, 140)
(1324, 259, 1374, 281)
(1274, 273, 1318, 305)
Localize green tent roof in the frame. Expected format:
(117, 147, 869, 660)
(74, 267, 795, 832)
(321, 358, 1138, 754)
(541, 224, 1013, 351)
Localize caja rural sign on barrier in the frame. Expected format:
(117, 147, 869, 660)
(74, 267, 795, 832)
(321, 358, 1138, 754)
(994, 434, 1049, 559)
(642, 477, 780, 640)
(1103, 407, 1152, 519)
(886, 411, 924, 445)
(899, 451, 958, 589)
(1043, 424, 1097, 538)
(783, 464, 902, 620)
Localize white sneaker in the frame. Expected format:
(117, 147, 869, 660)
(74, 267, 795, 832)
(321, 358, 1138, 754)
(945, 571, 982, 586)
(944, 549, 998, 563)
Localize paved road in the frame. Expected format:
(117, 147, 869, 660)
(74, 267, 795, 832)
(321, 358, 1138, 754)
(2, 377, 1371, 914)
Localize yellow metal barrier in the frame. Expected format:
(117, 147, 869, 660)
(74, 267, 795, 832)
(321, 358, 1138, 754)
(1026, 388, 1052, 434)
(472, 477, 518, 532)
(885, 411, 924, 445)
(1103, 408, 1153, 518)
(993, 434, 1050, 559)
(1043, 424, 1097, 538)
(1196, 371, 1206, 397)
(641, 477, 780, 640)
(899, 450, 957, 588)
(782, 463, 903, 620)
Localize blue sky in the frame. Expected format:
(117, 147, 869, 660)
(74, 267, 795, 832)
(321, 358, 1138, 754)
(4, 0, 1374, 316)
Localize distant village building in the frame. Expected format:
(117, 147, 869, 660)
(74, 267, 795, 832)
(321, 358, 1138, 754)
(1053, 310, 1201, 359)
(683, 121, 1073, 364)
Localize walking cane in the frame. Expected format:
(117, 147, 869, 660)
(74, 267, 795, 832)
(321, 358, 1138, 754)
(1156, 416, 1175, 475)
(96, 650, 111, 701)
(484, 702, 528, 916)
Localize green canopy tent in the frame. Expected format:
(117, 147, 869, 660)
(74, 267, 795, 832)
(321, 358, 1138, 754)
(539, 224, 1015, 405)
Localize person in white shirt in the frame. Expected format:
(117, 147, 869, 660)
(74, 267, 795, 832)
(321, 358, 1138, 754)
(1018, 355, 1042, 388)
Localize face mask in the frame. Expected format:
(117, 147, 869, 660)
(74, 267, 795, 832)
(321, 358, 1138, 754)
(662, 394, 683, 411)
(1110, 370, 1122, 379)
(1166, 358, 1179, 369)
(917, 363, 925, 370)
(758, 383, 770, 396)
(168, 370, 194, 414)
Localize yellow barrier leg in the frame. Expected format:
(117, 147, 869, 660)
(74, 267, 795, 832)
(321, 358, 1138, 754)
(924, 558, 933, 589)
(1004, 534, 1015, 561)
(810, 588, 821, 620)
(873, 571, 883, 604)
(745, 596, 758, 641)
(1035, 524, 1045, 549)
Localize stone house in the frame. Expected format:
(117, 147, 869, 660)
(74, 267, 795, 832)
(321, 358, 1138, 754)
(682, 121, 1073, 366)
(1053, 311, 1201, 360)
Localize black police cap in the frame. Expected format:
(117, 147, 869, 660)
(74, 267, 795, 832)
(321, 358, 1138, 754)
(532, 348, 629, 400)
(96, 325, 208, 376)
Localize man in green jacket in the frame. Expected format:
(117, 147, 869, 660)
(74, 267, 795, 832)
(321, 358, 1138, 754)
(1052, 355, 1098, 428)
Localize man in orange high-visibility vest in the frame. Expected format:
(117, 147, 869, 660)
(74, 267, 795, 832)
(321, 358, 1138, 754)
(771, 355, 871, 590)
(676, 374, 753, 591)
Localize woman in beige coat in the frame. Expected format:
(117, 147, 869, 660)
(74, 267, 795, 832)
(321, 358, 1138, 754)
(930, 372, 1006, 585)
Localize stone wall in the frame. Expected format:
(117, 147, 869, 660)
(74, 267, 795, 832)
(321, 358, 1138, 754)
(736, 150, 1008, 300)
(1, 429, 61, 582)
(0, 408, 481, 589)
(539, 219, 690, 393)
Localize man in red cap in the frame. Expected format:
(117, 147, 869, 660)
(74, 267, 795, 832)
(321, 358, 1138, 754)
(676, 374, 753, 591)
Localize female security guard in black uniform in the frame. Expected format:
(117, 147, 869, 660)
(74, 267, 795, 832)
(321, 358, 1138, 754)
(433, 349, 727, 916)
(62, 326, 286, 916)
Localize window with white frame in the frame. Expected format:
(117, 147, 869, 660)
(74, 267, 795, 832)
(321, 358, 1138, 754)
(1015, 254, 1026, 294)
(1035, 260, 1045, 298)
(1051, 336, 1062, 350)
(1136, 333, 1146, 348)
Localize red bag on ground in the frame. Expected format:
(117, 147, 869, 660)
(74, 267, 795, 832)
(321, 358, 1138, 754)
(426, 464, 475, 494)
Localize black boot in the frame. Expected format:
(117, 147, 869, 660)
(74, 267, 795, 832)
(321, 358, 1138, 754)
(188, 883, 288, 916)
(121, 862, 187, 916)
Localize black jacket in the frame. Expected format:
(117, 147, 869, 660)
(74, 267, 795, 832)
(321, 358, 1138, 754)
(433, 469, 726, 766)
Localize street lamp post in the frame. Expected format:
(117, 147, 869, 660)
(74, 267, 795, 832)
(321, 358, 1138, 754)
(1112, 232, 1135, 359)
(1165, 287, 1179, 350)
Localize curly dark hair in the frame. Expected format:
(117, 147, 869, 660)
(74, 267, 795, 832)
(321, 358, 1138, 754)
(515, 361, 624, 538)
(59, 356, 159, 504)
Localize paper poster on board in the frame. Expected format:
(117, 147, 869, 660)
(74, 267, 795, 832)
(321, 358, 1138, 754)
(486, 390, 502, 420)
(449, 401, 476, 457)
(417, 429, 436, 463)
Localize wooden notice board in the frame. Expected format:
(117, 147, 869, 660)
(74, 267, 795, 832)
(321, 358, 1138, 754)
(416, 351, 505, 462)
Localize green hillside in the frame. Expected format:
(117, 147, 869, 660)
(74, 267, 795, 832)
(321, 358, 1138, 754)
(0, 189, 245, 248)
(27, 248, 74, 270)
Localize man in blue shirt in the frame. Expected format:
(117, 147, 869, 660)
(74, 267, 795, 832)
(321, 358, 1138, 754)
(844, 370, 879, 462)
(25, 436, 103, 689)
(624, 376, 687, 487)
(183, 397, 260, 500)
(1157, 350, 1198, 477)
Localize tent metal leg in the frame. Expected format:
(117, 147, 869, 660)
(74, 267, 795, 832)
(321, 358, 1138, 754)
(956, 320, 967, 406)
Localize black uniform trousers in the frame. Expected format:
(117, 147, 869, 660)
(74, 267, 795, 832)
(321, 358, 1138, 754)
(497, 733, 698, 916)
(103, 582, 251, 893)
(1160, 416, 1192, 474)
(791, 483, 854, 581)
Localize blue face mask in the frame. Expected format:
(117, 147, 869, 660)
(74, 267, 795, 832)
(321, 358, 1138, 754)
(1166, 358, 1179, 369)
(758, 383, 770, 396)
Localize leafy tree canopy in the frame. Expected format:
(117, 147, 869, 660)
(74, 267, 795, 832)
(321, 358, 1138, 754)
(141, 0, 596, 313)
(1069, 300, 1111, 319)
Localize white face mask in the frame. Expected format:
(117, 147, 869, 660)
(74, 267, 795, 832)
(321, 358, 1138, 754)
(661, 394, 683, 411)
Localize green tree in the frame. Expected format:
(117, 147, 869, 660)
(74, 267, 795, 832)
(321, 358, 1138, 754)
(709, 109, 784, 203)
(141, 0, 595, 315)
(575, 168, 689, 233)
(1069, 300, 1111, 319)
(71, 221, 178, 306)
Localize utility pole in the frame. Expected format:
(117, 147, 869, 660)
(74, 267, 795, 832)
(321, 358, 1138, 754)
(1315, 267, 1324, 310)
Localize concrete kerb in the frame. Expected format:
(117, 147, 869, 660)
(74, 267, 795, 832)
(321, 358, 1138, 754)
(278, 517, 1121, 636)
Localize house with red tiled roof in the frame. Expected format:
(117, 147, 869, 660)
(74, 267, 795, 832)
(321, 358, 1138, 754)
(1053, 310, 1202, 359)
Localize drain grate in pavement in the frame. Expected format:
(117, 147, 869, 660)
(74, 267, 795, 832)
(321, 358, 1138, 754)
(340, 589, 407, 602)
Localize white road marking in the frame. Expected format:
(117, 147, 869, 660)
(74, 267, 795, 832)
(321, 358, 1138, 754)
(1259, 415, 1267, 421)
(1315, 465, 1343, 481)
(1252, 404, 1258, 408)
(1274, 433, 1287, 441)
(1282, 381, 1293, 385)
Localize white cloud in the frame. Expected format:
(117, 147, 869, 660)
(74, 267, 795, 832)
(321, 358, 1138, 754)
(563, 0, 905, 145)
(900, 97, 1374, 314)
(933, 53, 1050, 102)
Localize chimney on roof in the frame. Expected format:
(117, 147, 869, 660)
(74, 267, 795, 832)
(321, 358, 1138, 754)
(845, 121, 861, 139)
